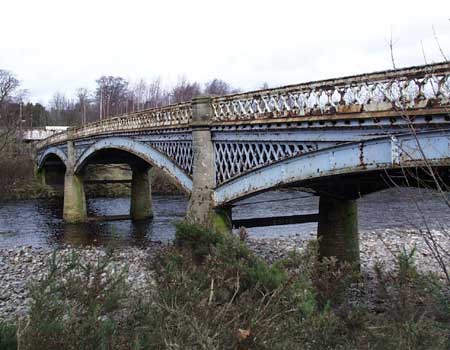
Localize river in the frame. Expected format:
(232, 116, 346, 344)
(1, 188, 450, 249)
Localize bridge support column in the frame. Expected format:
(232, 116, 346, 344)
(35, 166, 46, 186)
(187, 96, 232, 233)
(317, 195, 359, 266)
(130, 166, 153, 221)
(63, 140, 87, 223)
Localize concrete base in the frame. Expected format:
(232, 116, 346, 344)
(63, 173, 87, 223)
(187, 192, 232, 234)
(130, 167, 153, 221)
(317, 196, 360, 265)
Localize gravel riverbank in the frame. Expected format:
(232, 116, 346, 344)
(247, 229, 450, 275)
(1, 229, 449, 322)
(0, 244, 159, 322)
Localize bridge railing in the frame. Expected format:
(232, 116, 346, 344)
(37, 62, 450, 150)
(211, 62, 450, 121)
(36, 102, 192, 148)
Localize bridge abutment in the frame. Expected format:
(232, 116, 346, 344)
(317, 195, 359, 266)
(186, 96, 232, 233)
(63, 140, 87, 223)
(130, 165, 153, 221)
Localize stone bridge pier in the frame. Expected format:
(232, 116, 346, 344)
(63, 140, 87, 223)
(186, 96, 232, 233)
(62, 136, 153, 223)
(130, 164, 153, 221)
(317, 196, 359, 265)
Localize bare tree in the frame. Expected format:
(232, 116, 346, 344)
(96, 76, 129, 118)
(385, 34, 450, 283)
(130, 79, 147, 112)
(204, 78, 239, 96)
(0, 69, 20, 152)
(49, 92, 79, 126)
(76, 88, 89, 125)
(0, 69, 19, 105)
(170, 77, 201, 104)
(146, 78, 164, 108)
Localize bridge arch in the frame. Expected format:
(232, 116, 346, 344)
(74, 137, 193, 193)
(37, 146, 68, 170)
(214, 129, 450, 206)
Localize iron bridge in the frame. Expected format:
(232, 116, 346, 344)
(35, 62, 450, 262)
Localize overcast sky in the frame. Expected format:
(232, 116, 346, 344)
(1, 0, 450, 104)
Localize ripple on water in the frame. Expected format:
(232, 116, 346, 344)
(0, 188, 449, 249)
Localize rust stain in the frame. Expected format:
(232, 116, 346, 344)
(359, 142, 366, 168)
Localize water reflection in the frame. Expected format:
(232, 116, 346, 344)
(0, 195, 187, 249)
(58, 219, 157, 247)
(1, 188, 450, 249)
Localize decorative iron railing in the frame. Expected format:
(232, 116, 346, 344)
(37, 62, 450, 149)
(212, 62, 450, 121)
(36, 102, 192, 148)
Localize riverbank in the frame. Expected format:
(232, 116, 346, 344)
(2, 164, 184, 201)
(1, 228, 448, 322)
(0, 245, 159, 322)
(247, 228, 450, 275)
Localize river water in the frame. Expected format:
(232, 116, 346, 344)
(1, 188, 450, 249)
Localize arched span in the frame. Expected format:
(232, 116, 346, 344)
(37, 147, 68, 170)
(214, 129, 450, 206)
(74, 137, 193, 193)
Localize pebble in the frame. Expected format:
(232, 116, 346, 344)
(0, 244, 157, 322)
(246, 228, 450, 277)
(1, 228, 449, 321)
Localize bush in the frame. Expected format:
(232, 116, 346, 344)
(10, 223, 450, 349)
(18, 249, 129, 350)
(0, 322, 17, 350)
(174, 221, 225, 261)
(140, 224, 450, 349)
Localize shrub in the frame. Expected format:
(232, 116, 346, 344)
(0, 322, 17, 350)
(11, 224, 450, 349)
(174, 221, 224, 261)
(18, 249, 129, 350)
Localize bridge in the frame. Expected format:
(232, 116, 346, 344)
(36, 62, 450, 264)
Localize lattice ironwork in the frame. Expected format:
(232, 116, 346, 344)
(148, 141, 193, 175)
(37, 103, 192, 149)
(212, 63, 450, 121)
(215, 142, 320, 183)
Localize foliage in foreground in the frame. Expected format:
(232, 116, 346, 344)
(0, 322, 17, 350)
(8, 222, 450, 349)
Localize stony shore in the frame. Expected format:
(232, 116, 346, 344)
(0, 245, 158, 322)
(1, 229, 449, 322)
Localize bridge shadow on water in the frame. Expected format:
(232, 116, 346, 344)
(2, 188, 450, 249)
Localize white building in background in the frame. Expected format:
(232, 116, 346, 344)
(21, 126, 69, 142)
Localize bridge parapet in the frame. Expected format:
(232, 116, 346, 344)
(212, 62, 450, 122)
(36, 102, 192, 148)
(36, 62, 450, 151)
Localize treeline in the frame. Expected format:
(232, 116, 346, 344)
(24, 76, 240, 128)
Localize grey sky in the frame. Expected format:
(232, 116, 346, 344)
(1, 0, 450, 104)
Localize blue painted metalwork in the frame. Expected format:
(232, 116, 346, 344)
(213, 129, 450, 205)
(35, 62, 450, 210)
(37, 146, 68, 169)
(74, 137, 193, 193)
